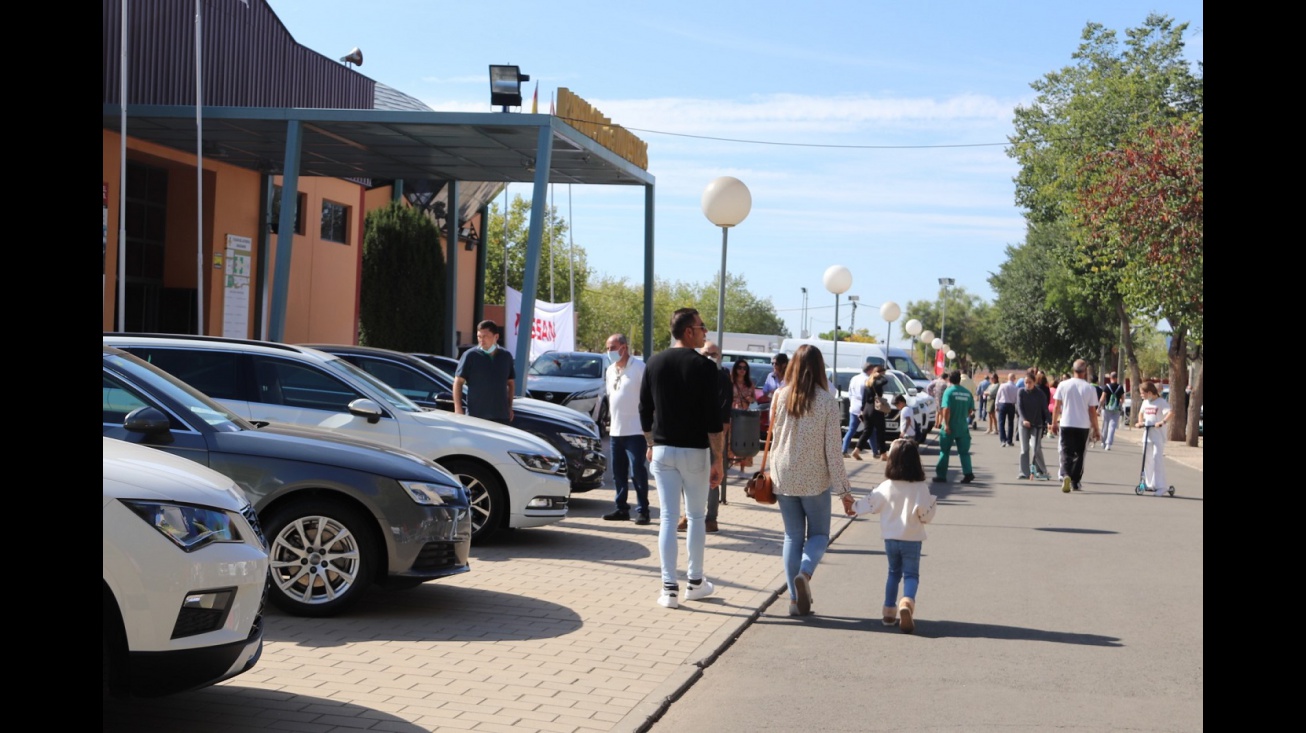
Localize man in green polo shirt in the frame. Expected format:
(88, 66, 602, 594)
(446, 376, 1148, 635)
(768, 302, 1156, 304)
(934, 369, 975, 484)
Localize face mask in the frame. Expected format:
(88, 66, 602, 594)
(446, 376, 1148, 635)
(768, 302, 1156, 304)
(482, 343, 497, 354)
(607, 350, 622, 364)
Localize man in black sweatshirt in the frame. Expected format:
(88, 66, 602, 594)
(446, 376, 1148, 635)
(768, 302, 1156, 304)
(640, 307, 724, 610)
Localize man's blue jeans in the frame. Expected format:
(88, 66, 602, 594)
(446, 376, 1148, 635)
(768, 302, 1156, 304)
(883, 538, 922, 607)
(649, 446, 710, 588)
(777, 491, 832, 600)
(841, 412, 862, 454)
(609, 434, 649, 513)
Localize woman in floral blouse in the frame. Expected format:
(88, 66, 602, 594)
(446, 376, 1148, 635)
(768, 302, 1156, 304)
(767, 345, 856, 616)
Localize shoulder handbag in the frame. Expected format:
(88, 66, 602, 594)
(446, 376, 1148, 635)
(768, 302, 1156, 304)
(873, 381, 892, 414)
(745, 402, 777, 504)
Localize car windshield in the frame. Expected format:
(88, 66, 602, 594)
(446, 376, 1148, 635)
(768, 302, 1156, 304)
(106, 352, 249, 432)
(890, 355, 927, 380)
(529, 353, 605, 379)
(321, 356, 423, 413)
(880, 372, 910, 397)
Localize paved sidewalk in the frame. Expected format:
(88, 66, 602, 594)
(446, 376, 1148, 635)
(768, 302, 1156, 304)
(104, 433, 1201, 733)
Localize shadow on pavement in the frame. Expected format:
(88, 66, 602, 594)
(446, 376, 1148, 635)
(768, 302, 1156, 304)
(756, 613, 1122, 646)
(104, 688, 430, 733)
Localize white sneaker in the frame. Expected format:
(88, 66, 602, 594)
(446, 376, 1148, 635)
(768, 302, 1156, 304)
(684, 579, 716, 601)
(658, 589, 679, 609)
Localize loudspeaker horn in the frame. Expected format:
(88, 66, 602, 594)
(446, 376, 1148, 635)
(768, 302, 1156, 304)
(340, 47, 363, 66)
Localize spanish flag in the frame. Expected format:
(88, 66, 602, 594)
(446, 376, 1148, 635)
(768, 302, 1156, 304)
(531, 82, 538, 114)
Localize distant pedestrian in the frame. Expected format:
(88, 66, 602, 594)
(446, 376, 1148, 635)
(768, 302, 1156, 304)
(976, 374, 991, 424)
(853, 364, 890, 461)
(1135, 381, 1173, 496)
(640, 308, 724, 609)
(933, 370, 975, 484)
(767, 344, 855, 616)
(729, 359, 757, 471)
(1099, 372, 1125, 451)
(1050, 359, 1102, 493)
(761, 353, 788, 401)
(1016, 367, 1051, 480)
(452, 320, 515, 423)
(602, 333, 649, 525)
(856, 438, 938, 633)
(985, 375, 999, 434)
(842, 362, 873, 457)
(894, 394, 916, 443)
(995, 373, 1019, 447)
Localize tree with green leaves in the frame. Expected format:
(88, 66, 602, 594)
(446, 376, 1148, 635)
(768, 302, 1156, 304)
(1007, 13, 1202, 434)
(1074, 117, 1203, 443)
(359, 201, 446, 352)
(483, 194, 590, 307)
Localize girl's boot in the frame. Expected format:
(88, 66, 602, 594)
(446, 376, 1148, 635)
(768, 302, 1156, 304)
(897, 597, 915, 634)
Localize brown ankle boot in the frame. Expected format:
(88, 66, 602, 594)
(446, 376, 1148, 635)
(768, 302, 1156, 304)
(881, 605, 897, 626)
(897, 597, 915, 633)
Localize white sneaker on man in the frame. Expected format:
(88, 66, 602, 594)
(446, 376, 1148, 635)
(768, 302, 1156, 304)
(684, 579, 716, 601)
(657, 589, 679, 609)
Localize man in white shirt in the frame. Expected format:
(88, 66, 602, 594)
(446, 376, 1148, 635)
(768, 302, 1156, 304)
(1050, 359, 1102, 493)
(995, 373, 1021, 447)
(841, 362, 873, 457)
(603, 333, 649, 524)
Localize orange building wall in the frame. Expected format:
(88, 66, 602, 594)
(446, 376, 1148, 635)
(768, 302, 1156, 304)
(104, 130, 485, 350)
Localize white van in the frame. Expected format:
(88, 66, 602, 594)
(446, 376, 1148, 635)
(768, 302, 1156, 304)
(780, 337, 885, 372)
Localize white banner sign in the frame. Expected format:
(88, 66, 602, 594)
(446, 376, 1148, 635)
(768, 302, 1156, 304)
(505, 286, 575, 361)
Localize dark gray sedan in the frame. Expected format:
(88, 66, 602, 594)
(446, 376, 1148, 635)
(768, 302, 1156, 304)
(103, 346, 472, 617)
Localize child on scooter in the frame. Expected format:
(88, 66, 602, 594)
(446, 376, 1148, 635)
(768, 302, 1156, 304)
(1135, 381, 1172, 496)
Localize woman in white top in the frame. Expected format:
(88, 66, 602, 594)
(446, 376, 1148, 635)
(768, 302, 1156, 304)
(1135, 381, 1173, 496)
(768, 345, 856, 616)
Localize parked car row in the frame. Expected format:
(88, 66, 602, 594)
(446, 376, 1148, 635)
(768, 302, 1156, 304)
(103, 334, 591, 696)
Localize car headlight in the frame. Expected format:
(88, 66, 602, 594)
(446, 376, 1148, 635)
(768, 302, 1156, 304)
(560, 432, 602, 452)
(509, 451, 568, 476)
(399, 480, 465, 506)
(122, 500, 241, 552)
(569, 387, 602, 401)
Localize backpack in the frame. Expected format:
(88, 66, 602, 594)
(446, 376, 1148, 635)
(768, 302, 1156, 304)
(1104, 385, 1121, 412)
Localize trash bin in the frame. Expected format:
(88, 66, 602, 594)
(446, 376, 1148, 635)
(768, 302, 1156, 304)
(730, 408, 761, 460)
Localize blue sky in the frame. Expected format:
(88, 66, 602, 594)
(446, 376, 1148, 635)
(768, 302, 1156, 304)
(265, 0, 1203, 342)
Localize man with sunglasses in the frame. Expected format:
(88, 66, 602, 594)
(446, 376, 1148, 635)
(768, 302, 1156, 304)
(602, 333, 650, 525)
(640, 308, 725, 609)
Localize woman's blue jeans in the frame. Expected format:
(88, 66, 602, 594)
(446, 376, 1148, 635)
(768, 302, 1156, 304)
(883, 539, 922, 607)
(778, 491, 832, 600)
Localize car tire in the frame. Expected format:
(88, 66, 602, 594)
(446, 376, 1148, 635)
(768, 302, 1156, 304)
(441, 459, 506, 544)
(263, 498, 377, 617)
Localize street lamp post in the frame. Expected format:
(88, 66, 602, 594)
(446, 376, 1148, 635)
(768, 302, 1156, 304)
(848, 295, 860, 334)
(881, 300, 901, 363)
(800, 287, 809, 338)
(823, 265, 852, 374)
(702, 177, 752, 350)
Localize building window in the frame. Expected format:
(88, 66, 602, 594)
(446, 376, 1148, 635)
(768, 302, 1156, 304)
(321, 200, 350, 244)
(270, 185, 306, 235)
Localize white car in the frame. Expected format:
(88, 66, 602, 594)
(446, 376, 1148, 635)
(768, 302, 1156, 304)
(104, 335, 571, 543)
(103, 437, 268, 699)
(884, 369, 937, 439)
(526, 351, 610, 431)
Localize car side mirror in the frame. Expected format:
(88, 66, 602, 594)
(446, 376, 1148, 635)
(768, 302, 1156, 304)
(907, 388, 918, 396)
(346, 398, 386, 424)
(123, 406, 174, 443)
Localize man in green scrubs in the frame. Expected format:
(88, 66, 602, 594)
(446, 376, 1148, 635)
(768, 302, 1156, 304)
(934, 369, 975, 484)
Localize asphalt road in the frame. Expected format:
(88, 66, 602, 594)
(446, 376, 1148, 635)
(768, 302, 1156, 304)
(649, 427, 1204, 732)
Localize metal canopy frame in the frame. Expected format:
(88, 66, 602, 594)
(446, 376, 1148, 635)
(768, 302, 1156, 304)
(103, 104, 658, 391)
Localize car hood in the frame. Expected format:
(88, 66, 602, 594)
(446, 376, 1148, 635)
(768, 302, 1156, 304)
(409, 408, 565, 458)
(103, 437, 250, 509)
(525, 375, 603, 394)
(215, 423, 462, 487)
(514, 398, 599, 435)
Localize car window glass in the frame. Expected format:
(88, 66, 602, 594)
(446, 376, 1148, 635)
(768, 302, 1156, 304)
(126, 347, 243, 400)
(106, 352, 247, 431)
(320, 356, 421, 412)
(103, 373, 153, 425)
(353, 357, 438, 403)
(253, 356, 363, 411)
(530, 356, 561, 376)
